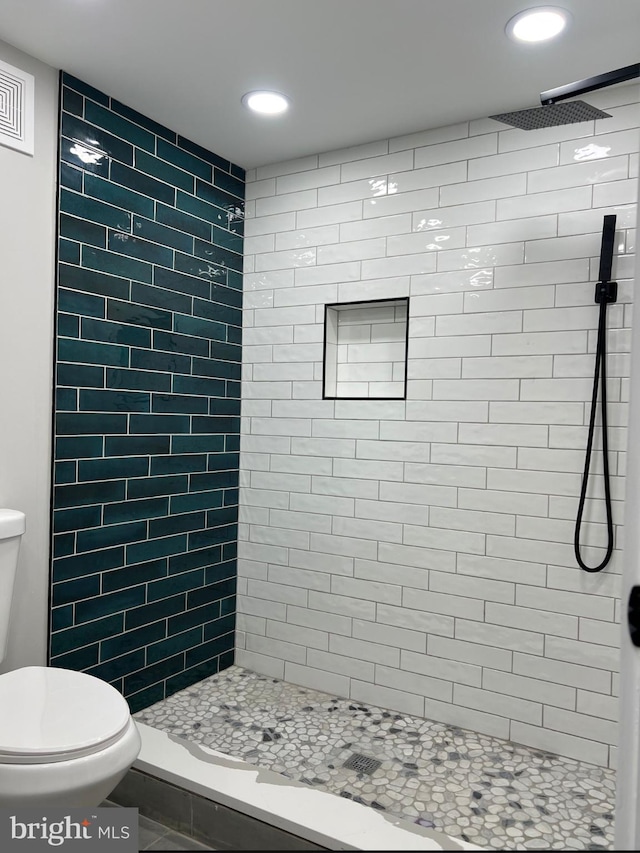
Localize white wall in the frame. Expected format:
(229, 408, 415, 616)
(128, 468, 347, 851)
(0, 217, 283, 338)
(238, 83, 640, 768)
(0, 39, 58, 671)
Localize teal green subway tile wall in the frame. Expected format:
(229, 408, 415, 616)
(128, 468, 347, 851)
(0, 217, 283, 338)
(51, 72, 243, 712)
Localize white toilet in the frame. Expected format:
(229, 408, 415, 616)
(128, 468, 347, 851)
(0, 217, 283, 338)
(0, 508, 141, 807)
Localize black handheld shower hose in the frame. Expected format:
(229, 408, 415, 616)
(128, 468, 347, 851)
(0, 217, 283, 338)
(574, 215, 617, 573)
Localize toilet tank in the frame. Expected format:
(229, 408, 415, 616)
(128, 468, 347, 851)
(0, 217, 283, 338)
(0, 509, 26, 663)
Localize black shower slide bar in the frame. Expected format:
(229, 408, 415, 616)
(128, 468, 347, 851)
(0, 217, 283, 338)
(574, 215, 618, 573)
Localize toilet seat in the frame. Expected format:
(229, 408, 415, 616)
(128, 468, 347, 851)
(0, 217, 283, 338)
(0, 666, 131, 764)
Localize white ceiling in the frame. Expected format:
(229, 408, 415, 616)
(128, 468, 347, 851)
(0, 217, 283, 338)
(0, 0, 638, 169)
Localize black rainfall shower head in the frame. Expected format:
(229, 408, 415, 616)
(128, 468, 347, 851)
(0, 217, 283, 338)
(490, 62, 639, 130)
(490, 100, 610, 130)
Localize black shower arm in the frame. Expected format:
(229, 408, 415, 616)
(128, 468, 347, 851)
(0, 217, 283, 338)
(540, 63, 640, 105)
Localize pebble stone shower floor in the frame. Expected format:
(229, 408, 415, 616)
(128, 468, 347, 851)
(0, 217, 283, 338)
(134, 666, 615, 851)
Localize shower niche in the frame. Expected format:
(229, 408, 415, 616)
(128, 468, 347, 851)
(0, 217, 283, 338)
(323, 297, 409, 400)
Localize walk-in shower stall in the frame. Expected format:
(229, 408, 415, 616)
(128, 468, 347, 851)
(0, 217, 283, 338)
(50, 68, 639, 850)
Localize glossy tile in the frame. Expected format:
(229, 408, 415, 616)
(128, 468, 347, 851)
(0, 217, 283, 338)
(53, 74, 242, 703)
(157, 139, 212, 181)
(61, 112, 133, 164)
(82, 244, 152, 283)
(239, 96, 637, 772)
(110, 99, 177, 142)
(107, 231, 174, 267)
(84, 173, 155, 218)
(85, 100, 155, 152)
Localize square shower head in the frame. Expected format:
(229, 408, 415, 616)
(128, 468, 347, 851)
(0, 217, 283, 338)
(490, 100, 611, 130)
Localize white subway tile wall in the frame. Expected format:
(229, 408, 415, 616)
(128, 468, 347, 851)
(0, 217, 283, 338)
(239, 86, 639, 768)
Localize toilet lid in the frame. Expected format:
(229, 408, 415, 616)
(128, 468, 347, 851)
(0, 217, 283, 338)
(0, 667, 131, 764)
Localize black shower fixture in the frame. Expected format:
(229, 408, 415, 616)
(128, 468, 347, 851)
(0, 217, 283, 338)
(573, 215, 618, 574)
(490, 62, 640, 129)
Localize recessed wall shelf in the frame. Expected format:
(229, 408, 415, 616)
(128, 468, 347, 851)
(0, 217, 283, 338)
(323, 298, 409, 400)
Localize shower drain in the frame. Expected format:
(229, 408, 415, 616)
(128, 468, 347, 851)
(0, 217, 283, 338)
(342, 753, 382, 775)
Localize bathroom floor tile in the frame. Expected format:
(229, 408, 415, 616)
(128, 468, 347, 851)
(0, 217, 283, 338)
(102, 802, 215, 850)
(135, 665, 615, 851)
(145, 830, 215, 851)
(138, 818, 167, 851)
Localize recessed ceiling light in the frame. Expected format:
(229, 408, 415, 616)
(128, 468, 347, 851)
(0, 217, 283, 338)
(506, 6, 570, 43)
(242, 90, 290, 115)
